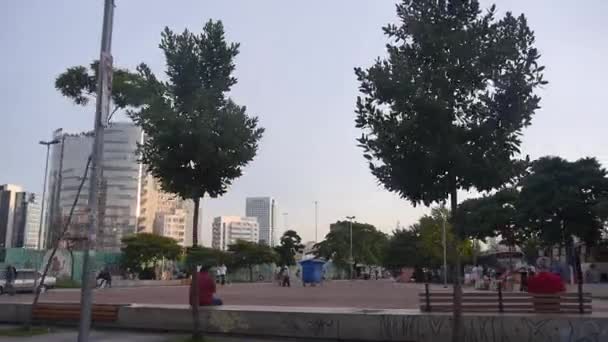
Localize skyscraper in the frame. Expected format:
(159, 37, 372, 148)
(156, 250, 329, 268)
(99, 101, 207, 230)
(45, 122, 143, 251)
(245, 197, 277, 246)
(0, 185, 40, 248)
(0, 184, 23, 248)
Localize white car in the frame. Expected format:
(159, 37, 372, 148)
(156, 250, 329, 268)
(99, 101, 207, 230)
(0, 269, 56, 295)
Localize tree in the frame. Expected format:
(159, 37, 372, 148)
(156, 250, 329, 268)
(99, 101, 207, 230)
(517, 157, 608, 264)
(274, 230, 305, 266)
(228, 240, 277, 282)
(354, 1, 545, 339)
(121, 233, 182, 278)
(383, 228, 423, 271)
(314, 221, 388, 275)
(129, 21, 264, 339)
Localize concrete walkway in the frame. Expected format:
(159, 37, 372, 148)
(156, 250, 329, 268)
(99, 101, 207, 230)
(0, 326, 328, 342)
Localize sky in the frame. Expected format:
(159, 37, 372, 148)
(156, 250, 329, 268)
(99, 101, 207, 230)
(1, 0, 607, 246)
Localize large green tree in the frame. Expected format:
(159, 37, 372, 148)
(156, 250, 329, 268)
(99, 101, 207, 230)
(274, 230, 305, 267)
(517, 157, 608, 263)
(354, 1, 545, 339)
(120, 233, 182, 278)
(314, 221, 388, 276)
(129, 21, 264, 339)
(228, 240, 278, 282)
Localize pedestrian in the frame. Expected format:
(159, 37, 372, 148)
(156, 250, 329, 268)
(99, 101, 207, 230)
(519, 267, 528, 292)
(281, 266, 291, 287)
(215, 265, 221, 284)
(219, 264, 227, 285)
(5, 265, 17, 296)
(374, 269, 379, 280)
(189, 265, 223, 306)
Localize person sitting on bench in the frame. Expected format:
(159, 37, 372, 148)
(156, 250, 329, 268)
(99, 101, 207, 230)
(190, 265, 223, 306)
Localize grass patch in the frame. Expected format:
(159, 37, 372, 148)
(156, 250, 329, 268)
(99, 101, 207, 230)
(0, 327, 52, 337)
(55, 278, 80, 288)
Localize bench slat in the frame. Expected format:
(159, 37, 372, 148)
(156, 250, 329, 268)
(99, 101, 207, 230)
(419, 297, 592, 304)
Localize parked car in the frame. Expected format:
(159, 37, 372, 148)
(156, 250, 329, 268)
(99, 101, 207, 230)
(0, 269, 56, 295)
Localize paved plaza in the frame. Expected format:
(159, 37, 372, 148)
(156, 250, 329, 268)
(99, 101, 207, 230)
(1, 279, 426, 308)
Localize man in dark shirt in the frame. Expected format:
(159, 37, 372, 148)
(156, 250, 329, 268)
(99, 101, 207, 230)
(190, 265, 223, 306)
(5, 265, 17, 296)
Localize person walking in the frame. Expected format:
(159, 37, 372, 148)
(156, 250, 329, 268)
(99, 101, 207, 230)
(5, 265, 17, 296)
(219, 264, 227, 285)
(281, 266, 291, 287)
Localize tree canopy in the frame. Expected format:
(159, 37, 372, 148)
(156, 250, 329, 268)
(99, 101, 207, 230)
(120, 233, 182, 277)
(314, 221, 387, 270)
(274, 230, 305, 266)
(130, 21, 264, 202)
(454, 188, 524, 246)
(55, 60, 150, 117)
(518, 156, 608, 248)
(355, 1, 546, 210)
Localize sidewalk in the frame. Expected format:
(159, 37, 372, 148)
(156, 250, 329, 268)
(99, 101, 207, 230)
(0, 326, 329, 342)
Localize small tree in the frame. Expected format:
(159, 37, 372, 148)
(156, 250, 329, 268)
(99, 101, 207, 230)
(228, 240, 277, 282)
(274, 230, 305, 266)
(355, 1, 545, 339)
(130, 21, 264, 340)
(120, 233, 182, 279)
(314, 221, 387, 275)
(383, 228, 423, 272)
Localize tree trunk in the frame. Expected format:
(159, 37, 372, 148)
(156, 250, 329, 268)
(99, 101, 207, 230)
(190, 197, 202, 340)
(249, 266, 253, 282)
(450, 186, 463, 342)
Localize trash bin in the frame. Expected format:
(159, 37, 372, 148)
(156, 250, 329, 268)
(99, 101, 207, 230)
(299, 259, 325, 286)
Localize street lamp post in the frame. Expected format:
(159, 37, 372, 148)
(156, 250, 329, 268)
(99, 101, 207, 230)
(346, 216, 355, 280)
(38, 139, 60, 250)
(314, 201, 318, 242)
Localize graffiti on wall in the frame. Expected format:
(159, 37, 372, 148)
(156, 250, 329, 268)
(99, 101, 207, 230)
(41, 249, 72, 279)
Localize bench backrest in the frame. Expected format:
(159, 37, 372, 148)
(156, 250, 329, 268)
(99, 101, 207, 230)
(419, 289, 592, 314)
(32, 303, 120, 322)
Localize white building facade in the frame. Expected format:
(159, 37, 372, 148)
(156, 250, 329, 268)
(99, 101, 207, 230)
(245, 197, 277, 246)
(212, 216, 259, 251)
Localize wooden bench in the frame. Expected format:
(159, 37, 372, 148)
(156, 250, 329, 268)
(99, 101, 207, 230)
(419, 285, 592, 314)
(32, 303, 120, 323)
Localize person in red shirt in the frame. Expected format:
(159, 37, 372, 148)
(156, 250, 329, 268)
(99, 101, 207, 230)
(190, 266, 223, 306)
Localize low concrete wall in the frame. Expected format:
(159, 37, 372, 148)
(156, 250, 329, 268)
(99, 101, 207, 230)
(0, 303, 31, 324)
(116, 305, 608, 342)
(2, 303, 608, 341)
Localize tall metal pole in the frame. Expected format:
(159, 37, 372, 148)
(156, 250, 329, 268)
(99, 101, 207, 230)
(314, 201, 318, 242)
(78, 1, 114, 341)
(37, 140, 59, 250)
(346, 216, 355, 280)
(442, 205, 448, 288)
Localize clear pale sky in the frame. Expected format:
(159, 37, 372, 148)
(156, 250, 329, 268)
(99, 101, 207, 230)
(1, 1, 607, 246)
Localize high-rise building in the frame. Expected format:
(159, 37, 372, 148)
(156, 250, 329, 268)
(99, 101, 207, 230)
(212, 216, 259, 251)
(13, 192, 41, 249)
(0, 184, 23, 248)
(138, 174, 195, 246)
(0, 185, 40, 249)
(45, 122, 143, 251)
(245, 197, 277, 246)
